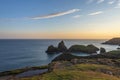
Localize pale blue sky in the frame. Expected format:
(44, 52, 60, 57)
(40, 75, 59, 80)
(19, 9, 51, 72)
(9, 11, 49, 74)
(0, 0, 120, 39)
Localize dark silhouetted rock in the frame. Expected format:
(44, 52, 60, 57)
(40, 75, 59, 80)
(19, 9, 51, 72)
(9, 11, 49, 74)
(46, 41, 67, 53)
(117, 46, 120, 50)
(58, 41, 67, 52)
(46, 45, 59, 53)
(100, 47, 106, 53)
(68, 44, 99, 53)
(117, 47, 120, 49)
(102, 38, 120, 45)
(52, 53, 78, 61)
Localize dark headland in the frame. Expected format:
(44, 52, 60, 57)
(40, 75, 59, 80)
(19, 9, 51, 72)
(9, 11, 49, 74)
(102, 38, 120, 45)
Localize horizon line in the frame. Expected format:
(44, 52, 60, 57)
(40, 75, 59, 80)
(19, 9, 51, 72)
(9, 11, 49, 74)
(0, 38, 109, 40)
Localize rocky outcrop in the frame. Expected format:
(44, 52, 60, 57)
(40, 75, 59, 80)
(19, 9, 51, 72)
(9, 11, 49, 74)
(117, 46, 120, 50)
(46, 41, 100, 54)
(53, 50, 120, 61)
(46, 45, 59, 53)
(100, 47, 106, 53)
(87, 44, 99, 52)
(52, 53, 78, 61)
(102, 38, 120, 45)
(58, 41, 67, 52)
(46, 41, 67, 53)
(68, 44, 99, 53)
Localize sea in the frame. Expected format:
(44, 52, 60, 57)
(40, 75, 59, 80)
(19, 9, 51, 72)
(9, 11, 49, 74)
(0, 39, 119, 72)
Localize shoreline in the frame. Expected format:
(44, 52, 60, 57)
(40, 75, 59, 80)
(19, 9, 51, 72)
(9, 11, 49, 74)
(0, 65, 48, 77)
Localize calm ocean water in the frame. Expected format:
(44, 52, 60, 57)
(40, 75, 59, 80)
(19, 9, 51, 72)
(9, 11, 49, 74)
(0, 39, 118, 72)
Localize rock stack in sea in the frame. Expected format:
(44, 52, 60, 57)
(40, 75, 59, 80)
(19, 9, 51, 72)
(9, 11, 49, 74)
(68, 44, 99, 54)
(46, 41, 99, 54)
(46, 41, 67, 53)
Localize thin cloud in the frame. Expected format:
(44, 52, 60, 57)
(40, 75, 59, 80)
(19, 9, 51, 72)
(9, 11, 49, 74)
(31, 9, 80, 20)
(87, 0, 104, 4)
(108, 0, 115, 4)
(88, 11, 103, 15)
(73, 15, 82, 18)
(97, 0, 104, 4)
(87, 0, 94, 4)
(115, 0, 120, 8)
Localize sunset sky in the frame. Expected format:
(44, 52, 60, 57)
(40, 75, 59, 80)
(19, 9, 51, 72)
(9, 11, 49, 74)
(0, 0, 120, 39)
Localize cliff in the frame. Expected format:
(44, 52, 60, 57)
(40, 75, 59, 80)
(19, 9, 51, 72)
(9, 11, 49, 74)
(102, 38, 120, 45)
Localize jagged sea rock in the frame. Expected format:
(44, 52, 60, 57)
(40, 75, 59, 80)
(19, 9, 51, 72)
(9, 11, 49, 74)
(58, 41, 67, 52)
(46, 45, 59, 53)
(46, 41, 67, 53)
(100, 47, 106, 53)
(102, 38, 120, 45)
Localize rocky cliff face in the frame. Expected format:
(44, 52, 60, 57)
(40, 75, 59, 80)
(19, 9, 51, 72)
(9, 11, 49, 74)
(102, 38, 120, 45)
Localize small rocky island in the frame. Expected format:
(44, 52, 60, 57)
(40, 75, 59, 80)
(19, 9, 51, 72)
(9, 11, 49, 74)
(46, 41, 99, 54)
(46, 41, 67, 53)
(102, 38, 120, 45)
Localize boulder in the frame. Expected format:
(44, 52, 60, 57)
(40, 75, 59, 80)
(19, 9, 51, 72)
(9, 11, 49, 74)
(100, 47, 106, 53)
(117, 46, 120, 50)
(58, 41, 67, 52)
(46, 45, 59, 53)
(102, 38, 120, 45)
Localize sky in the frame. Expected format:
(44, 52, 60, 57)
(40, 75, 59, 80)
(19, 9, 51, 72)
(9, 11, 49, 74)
(0, 0, 120, 39)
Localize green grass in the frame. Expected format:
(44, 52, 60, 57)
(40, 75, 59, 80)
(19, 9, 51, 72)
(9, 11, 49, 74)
(21, 63, 120, 80)
(21, 70, 119, 80)
(107, 50, 120, 54)
(69, 64, 113, 71)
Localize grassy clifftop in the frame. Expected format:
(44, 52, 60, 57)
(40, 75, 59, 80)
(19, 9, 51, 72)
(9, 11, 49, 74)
(21, 63, 120, 80)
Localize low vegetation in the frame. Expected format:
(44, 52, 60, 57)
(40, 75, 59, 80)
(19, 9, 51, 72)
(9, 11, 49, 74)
(21, 63, 120, 80)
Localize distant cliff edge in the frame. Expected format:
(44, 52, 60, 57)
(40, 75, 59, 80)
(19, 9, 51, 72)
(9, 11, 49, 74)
(102, 38, 120, 45)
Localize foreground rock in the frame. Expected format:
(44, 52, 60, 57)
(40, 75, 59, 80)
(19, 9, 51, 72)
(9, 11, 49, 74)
(68, 44, 99, 53)
(52, 50, 120, 67)
(102, 38, 120, 45)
